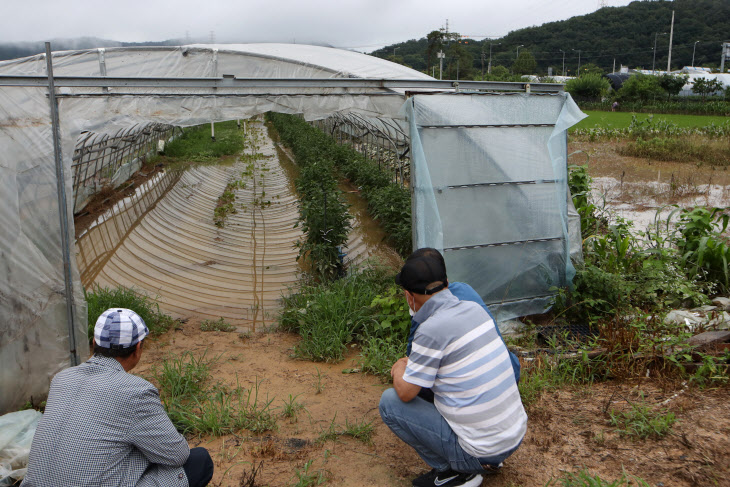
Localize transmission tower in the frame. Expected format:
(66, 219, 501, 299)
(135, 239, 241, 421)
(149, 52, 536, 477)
(598, 0, 608, 7)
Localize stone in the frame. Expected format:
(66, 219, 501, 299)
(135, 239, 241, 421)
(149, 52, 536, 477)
(708, 311, 730, 331)
(687, 330, 730, 349)
(499, 319, 525, 336)
(711, 297, 730, 312)
(664, 310, 706, 331)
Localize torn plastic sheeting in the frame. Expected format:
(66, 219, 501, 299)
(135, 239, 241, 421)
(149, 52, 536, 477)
(0, 409, 42, 486)
(403, 92, 586, 321)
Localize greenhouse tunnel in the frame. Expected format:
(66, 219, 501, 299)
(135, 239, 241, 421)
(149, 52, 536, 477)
(0, 43, 582, 412)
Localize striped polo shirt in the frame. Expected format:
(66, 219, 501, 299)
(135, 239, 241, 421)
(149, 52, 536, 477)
(404, 289, 527, 458)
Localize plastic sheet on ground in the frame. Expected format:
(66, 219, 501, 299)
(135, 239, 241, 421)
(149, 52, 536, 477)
(0, 410, 42, 486)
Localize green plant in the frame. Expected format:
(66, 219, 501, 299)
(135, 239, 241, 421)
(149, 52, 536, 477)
(313, 367, 326, 394)
(291, 459, 327, 487)
(674, 206, 730, 291)
(692, 77, 725, 100)
(545, 469, 651, 486)
(152, 351, 213, 400)
(163, 121, 244, 162)
(609, 401, 676, 439)
(341, 418, 375, 444)
(85, 284, 175, 341)
(200, 317, 236, 332)
(278, 266, 392, 362)
(658, 73, 689, 98)
(359, 336, 406, 379)
(565, 73, 610, 101)
(281, 393, 306, 421)
(617, 74, 665, 103)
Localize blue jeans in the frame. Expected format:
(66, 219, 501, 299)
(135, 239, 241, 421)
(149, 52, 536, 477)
(379, 388, 520, 474)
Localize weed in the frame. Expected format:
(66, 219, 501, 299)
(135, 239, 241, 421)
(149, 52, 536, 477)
(545, 469, 651, 486)
(279, 266, 393, 362)
(316, 415, 340, 444)
(85, 284, 175, 340)
(359, 336, 406, 380)
(341, 418, 375, 444)
(163, 121, 245, 162)
(291, 459, 326, 487)
(313, 368, 326, 394)
(152, 351, 213, 400)
(609, 401, 677, 439)
(281, 393, 305, 421)
(200, 317, 236, 332)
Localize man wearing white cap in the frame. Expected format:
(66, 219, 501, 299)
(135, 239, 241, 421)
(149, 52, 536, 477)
(22, 308, 214, 487)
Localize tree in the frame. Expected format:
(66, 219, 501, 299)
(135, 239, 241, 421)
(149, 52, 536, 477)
(444, 42, 473, 80)
(578, 63, 604, 77)
(565, 74, 610, 101)
(659, 74, 689, 98)
(512, 50, 537, 75)
(425, 29, 459, 75)
(617, 74, 665, 102)
(691, 77, 724, 100)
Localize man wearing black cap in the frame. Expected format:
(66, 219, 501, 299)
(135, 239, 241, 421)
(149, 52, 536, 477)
(380, 249, 527, 487)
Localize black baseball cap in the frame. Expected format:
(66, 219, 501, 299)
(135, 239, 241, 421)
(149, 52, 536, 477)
(395, 248, 448, 295)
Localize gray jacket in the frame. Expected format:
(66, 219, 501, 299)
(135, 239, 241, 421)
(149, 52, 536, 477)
(22, 355, 190, 487)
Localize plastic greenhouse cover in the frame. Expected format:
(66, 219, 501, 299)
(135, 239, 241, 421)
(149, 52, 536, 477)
(0, 44, 430, 413)
(0, 409, 42, 485)
(403, 92, 586, 321)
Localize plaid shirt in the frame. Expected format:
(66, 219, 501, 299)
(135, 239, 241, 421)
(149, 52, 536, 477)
(21, 355, 190, 487)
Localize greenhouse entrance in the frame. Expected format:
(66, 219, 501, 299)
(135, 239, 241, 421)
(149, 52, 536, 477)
(0, 43, 578, 412)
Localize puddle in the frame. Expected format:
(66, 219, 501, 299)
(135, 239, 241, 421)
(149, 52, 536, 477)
(591, 176, 730, 232)
(339, 181, 403, 269)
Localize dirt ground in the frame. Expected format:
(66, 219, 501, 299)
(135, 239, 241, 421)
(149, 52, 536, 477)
(133, 322, 730, 487)
(77, 139, 730, 486)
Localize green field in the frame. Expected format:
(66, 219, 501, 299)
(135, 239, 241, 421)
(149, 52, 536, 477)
(572, 110, 729, 131)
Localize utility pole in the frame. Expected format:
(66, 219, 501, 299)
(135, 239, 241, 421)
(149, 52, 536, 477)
(652, 32, 666, 75)
(667, 10, 675, 72)
(437, 50, 445, 80)
(481, 46, 485, 79)
(572, 49, 582, 74)
(560, 49, 566, 76)
(488, 42, 499, 74)
(516, 44, 524, 59)
(692, 41, 699, 67)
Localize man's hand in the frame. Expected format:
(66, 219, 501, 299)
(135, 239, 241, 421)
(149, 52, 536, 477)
(391, 357, 421, 402)
(390, 357, 409, 378)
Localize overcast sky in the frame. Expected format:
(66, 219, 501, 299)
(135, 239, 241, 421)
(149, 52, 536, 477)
(3, 0, 635, 51)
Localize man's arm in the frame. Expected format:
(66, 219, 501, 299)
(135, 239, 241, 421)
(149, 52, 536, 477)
(390, 357, 421, 402)
(129, 385, 190, 466)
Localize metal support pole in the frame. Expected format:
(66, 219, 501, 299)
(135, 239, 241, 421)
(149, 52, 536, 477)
(45, 42, 79, 367)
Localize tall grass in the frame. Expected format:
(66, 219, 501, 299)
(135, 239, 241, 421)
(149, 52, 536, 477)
(152, 352, 277, 436)
(279, 266, 393, 362)
(163, 121, 244, 162)
(85, 284, 175, 340)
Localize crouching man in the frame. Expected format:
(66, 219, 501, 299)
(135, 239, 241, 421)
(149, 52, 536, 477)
(379, 250, 527, 487)
(22, 308, 214, 487)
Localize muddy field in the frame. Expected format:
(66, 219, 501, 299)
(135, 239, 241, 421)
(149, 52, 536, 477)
(75, 136, 730, 486)
(134, 322, 730, 487)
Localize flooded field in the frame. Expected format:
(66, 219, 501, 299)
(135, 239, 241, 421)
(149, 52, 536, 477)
(75, 119, 400, 329)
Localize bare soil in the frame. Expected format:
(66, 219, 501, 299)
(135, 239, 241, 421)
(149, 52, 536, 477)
(133, 322, 730, 487)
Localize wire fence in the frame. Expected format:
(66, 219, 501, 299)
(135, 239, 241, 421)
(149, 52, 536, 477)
(311, 113, 411, 187)
(72, 123, 180, 213)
